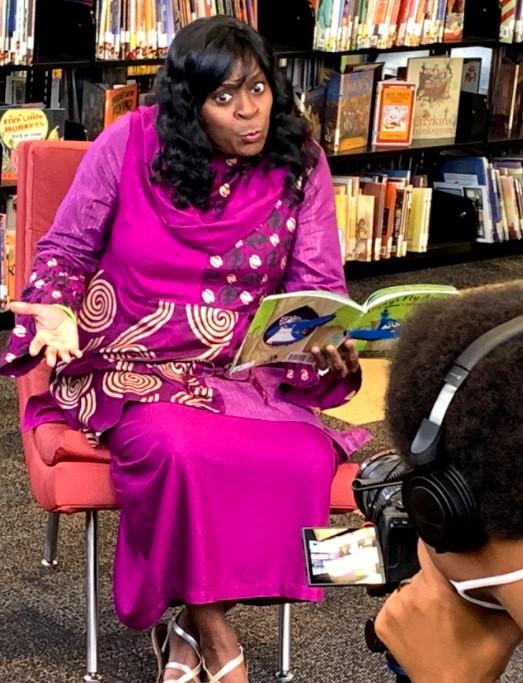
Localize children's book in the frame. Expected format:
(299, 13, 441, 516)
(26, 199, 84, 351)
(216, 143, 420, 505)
(407, 56, 463, 140)
(229, 283, 458, 373)
(0, 106, 65, 183)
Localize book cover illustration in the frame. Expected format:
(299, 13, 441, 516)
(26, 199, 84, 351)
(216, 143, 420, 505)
(461, 58, 482, 94)
(229, 284, 458, 373)
(372, 80, 416, 146)
(407, 57, 463, 140)
(0, 107, 65, 183)
(324, 69, 375, 152)
(443, 0, 465, 42)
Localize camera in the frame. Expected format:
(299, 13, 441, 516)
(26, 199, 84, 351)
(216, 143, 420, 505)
(353, 450, 419, 588)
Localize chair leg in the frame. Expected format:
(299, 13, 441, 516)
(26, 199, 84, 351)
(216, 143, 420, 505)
(41, 511, 60, 568)
(275, 603, 294, 681)
(84, 511, 102, 682)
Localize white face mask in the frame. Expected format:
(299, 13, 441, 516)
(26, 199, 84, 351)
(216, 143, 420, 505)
(450, 568, 523, 611)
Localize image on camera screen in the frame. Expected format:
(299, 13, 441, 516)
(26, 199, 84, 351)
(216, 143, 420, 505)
(303, 526, 387, 586)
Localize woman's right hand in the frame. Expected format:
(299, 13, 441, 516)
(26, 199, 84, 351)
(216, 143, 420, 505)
(9, 301, 83, 368)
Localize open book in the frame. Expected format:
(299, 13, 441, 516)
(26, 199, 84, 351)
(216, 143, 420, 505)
(229, 284, 458, 374)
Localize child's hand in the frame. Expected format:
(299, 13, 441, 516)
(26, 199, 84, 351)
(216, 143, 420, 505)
(311, 338, 360, 379)
(9, 301, 82, 368)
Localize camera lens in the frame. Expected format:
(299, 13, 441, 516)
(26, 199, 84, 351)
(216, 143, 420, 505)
(353, 449, 411, 523)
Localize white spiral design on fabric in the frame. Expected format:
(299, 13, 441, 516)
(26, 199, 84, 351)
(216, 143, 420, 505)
(52, 374, 93, 409)
(78, 388, 97, 424)
(186, 305, 238, 347)
(78, 272, 117, 332)
(102, 371, 162, 398)
(155, 361, 193, 382)
(170, 391, 219, 412)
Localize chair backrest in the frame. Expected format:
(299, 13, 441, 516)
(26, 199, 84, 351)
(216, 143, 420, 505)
(15, 140, 90, 411)
(16, 140, 90, 295)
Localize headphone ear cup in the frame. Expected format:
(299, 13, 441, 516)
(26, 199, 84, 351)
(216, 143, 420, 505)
(402, 465, 487, 553)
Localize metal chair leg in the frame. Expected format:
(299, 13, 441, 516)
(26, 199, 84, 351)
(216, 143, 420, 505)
(41, 511, 60, 568)
(275, 603, 294, 681)
(84, 511, 102, 682)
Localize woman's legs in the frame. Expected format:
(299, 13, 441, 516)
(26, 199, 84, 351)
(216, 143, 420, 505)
(164, 603, 247, 682)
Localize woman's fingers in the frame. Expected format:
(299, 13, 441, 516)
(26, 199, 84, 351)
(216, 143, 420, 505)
(28, 332, 48, 357)
(340, 338, 360, 373)
(9, 301, 46, 317)
(311, 345, 329, 370)
(325, 345, 348, 377)
(45, 346, 58, 368)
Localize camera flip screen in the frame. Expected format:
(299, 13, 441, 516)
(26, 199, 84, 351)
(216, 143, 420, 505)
(303, 526, 387, 587)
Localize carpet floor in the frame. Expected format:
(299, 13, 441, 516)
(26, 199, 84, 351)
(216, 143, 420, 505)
(1, 255, 522, 682)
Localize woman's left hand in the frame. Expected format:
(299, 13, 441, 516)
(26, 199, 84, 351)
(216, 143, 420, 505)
(311, 338, 360, 379)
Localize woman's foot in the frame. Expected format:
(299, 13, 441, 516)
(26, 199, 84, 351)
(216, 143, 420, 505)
(199, 622, 248, 683)
(162, 610, 201, 682)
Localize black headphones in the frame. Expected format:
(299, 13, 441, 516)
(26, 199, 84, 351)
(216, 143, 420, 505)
(402, 314, 523, 554)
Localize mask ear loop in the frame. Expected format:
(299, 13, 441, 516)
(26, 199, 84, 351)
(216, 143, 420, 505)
(450, 567, 523, 611)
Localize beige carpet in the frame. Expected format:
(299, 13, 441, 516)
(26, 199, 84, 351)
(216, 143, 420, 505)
(324, 357, 389, 425)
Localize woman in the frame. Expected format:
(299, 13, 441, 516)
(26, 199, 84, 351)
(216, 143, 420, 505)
(0, 16, 368, 683)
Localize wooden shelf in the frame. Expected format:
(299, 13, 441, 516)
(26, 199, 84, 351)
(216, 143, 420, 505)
(344, 240, 523, 278)
(313, 37, 506, 57)
(327, 135, 523, 167)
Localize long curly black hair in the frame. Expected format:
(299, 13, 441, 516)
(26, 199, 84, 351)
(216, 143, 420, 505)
(151, 15, 318, 210)
(386, 283, 523, 540)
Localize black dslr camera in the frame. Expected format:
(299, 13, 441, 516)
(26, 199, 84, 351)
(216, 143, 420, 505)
(352, 450, 419, 589)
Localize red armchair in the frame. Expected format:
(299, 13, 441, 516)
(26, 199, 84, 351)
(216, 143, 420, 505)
(14, 139, 360, 682)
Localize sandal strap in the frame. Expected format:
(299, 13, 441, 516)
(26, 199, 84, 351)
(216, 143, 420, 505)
(203, 646, 244, 683)
(172, 618, 200, 653)
(161, 610, 201, 656)
(164, 660, 202, 682)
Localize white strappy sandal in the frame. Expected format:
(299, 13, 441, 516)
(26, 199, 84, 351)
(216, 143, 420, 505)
(151, 612, 203, 683)
(202, 646, 245, 683)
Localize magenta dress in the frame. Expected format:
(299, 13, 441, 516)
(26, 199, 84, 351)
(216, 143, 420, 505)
(0, 105, 370, 630)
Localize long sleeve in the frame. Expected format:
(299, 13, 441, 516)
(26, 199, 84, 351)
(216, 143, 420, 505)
(278, 146, 362, 410)
(0, 115, 130, 375)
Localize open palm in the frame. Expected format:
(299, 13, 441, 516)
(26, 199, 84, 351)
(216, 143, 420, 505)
(9, 301, 82, 368)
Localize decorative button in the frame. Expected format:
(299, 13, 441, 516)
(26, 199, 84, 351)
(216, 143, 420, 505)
(270, 234, 280, 246)
(240, 291, 253, 305)
(202, 289, 216, 304)
(227, 274, 237, 284)
(51, 291, 62, 299)
(219, 183, 231, 198)
(225, 157, 238, 166)
(13, 325, 27, 337)
(210, 256, 223, 268)
(47, 258, 58, 267)
(249, 255, 262, 270)
(286, 218, 296, 232)
(235, 239, 244, 248)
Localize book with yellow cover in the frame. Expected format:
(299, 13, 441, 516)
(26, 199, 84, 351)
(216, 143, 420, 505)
(407, 56, 463, 140)
(229, 283, 458, 372)
(372, 80, 416, 146)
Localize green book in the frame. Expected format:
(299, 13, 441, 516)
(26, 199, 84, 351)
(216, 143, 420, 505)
(229, 283, 458, 373)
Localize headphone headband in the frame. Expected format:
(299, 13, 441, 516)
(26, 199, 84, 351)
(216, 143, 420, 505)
(410, 314, 523, 467)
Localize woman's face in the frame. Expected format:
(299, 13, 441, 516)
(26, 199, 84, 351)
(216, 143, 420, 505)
(200, 58, 273, 157)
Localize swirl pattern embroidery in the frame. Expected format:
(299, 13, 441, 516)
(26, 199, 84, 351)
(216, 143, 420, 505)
(101, 301, 175, 362)
(102, 371, 162, 398)
(186, 305, 238, 361)
(51, 374, 93, 410)
(78, 271, 117, 332)
(78, 388, 97, 424)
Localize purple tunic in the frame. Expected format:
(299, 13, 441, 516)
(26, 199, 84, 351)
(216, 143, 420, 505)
(0, 105, 370, 628)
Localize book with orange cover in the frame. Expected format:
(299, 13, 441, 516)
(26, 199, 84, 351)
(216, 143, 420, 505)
(372, 80, 416, 146)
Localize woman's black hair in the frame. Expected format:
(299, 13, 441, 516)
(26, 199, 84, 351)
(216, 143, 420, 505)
(151, 15, 318, 210)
